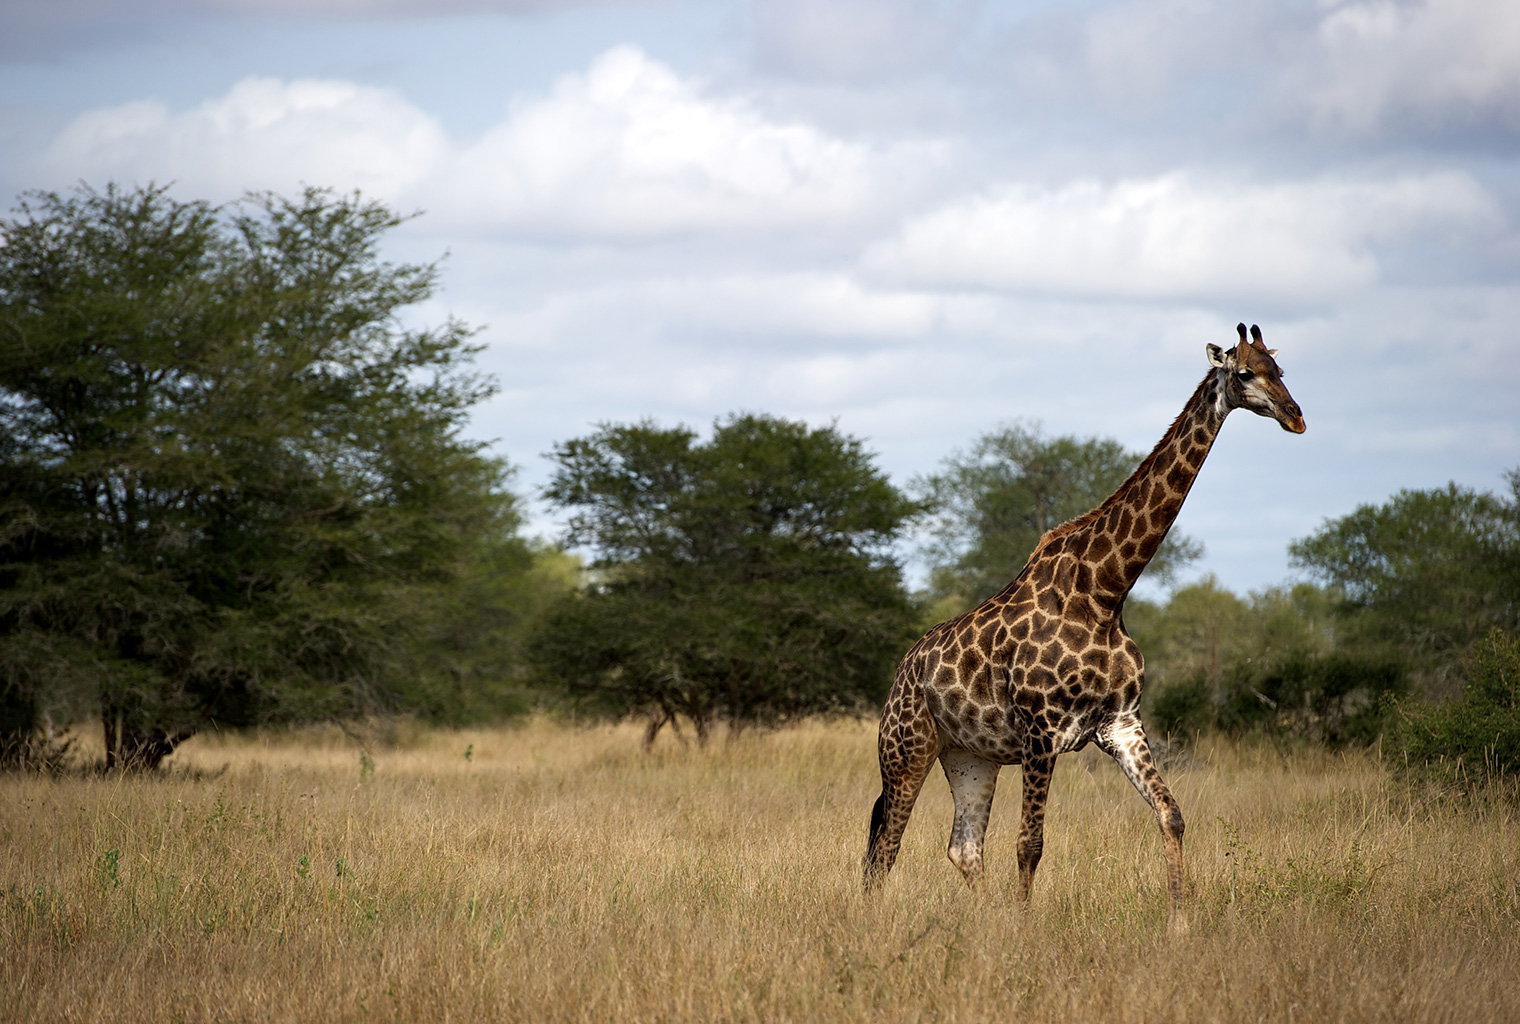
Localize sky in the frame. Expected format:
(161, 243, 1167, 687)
(1, 0, 1517, 597)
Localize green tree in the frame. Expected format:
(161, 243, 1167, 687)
(0, 182, 524, 769)
(530, 414, 922, 743)
(1250, 582, 1340, 664)
(918, 421, 1202, 615)
(406, 517, 576, 726)
(1289, 474, 1520, 692)
(1126, 575, 1257, 689)
(1134, 579, 1403, 746)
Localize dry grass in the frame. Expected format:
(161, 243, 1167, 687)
(2, 718, 1517, 1023)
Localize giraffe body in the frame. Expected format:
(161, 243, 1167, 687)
(864, 325, 1305, 931)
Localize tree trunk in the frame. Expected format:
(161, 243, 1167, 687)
(641, 707, 670, 752)
(641, 705, 691, 751)
(101, 700, 194, 771)
(102, 703, 119, 771)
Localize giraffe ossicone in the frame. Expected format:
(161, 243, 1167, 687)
(863, 323, 1305, 933)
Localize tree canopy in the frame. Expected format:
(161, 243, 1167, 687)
(1289, 473, 1520, 691)
(918, 421, 1202, 613)
(530, 414, 923, 741)
(0, 182, 526, 768)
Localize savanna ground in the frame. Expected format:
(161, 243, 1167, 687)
(2, 718, 1517, 1023)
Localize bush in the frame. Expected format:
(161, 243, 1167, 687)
(1396, 628, 1520, 789)
(1148, 673, 1213, 740)
(1220, 653, 1407, 746)
(1145, 651, 1407, 747)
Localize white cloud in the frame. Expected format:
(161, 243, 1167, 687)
(1306, 0, 1520, 132)
(859, 172, 1499, 303)
(40, 47, 948, 241)
(43, 77, 446, 202)
(435, 45, 947, 238)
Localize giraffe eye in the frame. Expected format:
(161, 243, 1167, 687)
(1235, 368, 1255, 382)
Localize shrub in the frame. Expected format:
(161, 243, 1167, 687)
(1396, 628, 1520, 789)
(1148, 673, 1213, 740)
(1219, 652, 1407, 746)
(1145, 651, 1407, 747)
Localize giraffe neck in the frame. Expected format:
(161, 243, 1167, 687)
(1032, 369, 1228, 608)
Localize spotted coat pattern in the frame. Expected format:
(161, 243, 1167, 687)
(863, 325, 1306, 931)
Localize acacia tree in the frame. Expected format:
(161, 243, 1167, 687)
(0, 182, 521, 769)
(919, 421, 1202, 612)
(530, 414, 922, 743)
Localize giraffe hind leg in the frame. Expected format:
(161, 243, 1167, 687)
(864, 772, 932, 891)
(863, 694, 939, 892)
(940, 748, 1000, 887)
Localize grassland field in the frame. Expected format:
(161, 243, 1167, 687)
(2, 717, 1517, 1023)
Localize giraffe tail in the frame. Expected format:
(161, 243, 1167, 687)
(863, 792, 888, 888)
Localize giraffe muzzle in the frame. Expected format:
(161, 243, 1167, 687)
(1281, 404, 1306, 433)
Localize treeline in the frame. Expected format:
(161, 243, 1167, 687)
(2, 184, 1516, 783)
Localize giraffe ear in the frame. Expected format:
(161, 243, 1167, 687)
(1213, 323, 1246, 367)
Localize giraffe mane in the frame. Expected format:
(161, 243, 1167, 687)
(1022, 369, 1214, 563)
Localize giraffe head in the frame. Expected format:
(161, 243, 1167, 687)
(1206, 323, 1306, 434)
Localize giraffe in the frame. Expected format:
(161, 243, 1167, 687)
(863, 324, 1305, 931)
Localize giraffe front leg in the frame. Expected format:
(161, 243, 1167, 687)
(940, 749, 1000, 887)
(1102, 713, 1188, 934)
(1016, 752, 1056, 902)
